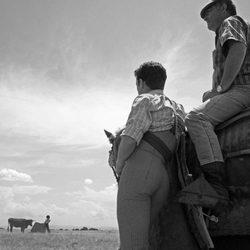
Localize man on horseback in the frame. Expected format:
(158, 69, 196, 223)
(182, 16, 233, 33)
(182, 0, 250, 209)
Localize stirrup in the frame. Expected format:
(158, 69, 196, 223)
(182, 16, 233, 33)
(177, 175, 224, 208)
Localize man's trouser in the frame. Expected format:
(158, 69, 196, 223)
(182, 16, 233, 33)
(185, 85, 250, 165)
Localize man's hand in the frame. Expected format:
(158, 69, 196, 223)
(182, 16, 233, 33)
(202, 89, 219, 102)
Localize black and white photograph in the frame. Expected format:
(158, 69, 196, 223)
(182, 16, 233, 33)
(0, 0, 250, 249)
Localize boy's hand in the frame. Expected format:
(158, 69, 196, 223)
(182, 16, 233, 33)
(115, 135, 136, 177)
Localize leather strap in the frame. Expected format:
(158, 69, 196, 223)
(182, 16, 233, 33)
(143, 131, 173, 164)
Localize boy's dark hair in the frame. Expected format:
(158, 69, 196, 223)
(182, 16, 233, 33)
(134, 61, 167, 90)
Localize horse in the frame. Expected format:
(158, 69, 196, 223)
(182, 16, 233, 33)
(105, 108, 250, 250)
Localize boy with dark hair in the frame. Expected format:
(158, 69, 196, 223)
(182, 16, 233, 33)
(116, 61, 184, 249)
(134, 61, 167, 90)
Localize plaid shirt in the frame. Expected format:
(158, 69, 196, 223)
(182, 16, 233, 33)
(121, 90, 175, 144)
(212, 15, 250, 89)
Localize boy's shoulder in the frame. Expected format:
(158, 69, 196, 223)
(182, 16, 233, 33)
(133, 93, 153, 103)
(170, 100, 186, 119)
(133, 92, 164, 106)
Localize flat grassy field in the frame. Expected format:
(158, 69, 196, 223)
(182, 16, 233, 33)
(0, 229, 119, 250)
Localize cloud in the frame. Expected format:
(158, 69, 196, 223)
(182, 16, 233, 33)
(0, 168, 33, 183)
(84, 179, 93, 185)
(83, 184, 117, 203)
(66, 198, 116, 227)
(67, 184, 117, 203)
(12, 185, 52, 195)
(0, 186, 14, 201)
(0, 183, 117, 227)
(80, 160, 95, 167)
(0, 70, 132, 148)
(63, 184, 117, 227)
(0, 185, 67, 226)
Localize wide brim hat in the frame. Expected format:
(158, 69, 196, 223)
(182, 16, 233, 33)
(200, 0, 226, 19)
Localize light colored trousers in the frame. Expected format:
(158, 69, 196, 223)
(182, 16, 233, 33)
(117, 131, 176, 250)
(185, 85, 250, 166)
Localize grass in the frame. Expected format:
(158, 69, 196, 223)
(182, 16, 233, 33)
(0, 229, 119, 250)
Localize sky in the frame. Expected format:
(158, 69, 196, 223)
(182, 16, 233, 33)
(0, 0, 249, 229)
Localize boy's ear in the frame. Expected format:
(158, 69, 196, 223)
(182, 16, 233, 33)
(138, 78, 145, 87)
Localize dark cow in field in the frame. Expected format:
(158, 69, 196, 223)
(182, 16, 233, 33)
(7, 218, 33, 232)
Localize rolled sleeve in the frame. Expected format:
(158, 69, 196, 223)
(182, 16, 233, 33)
(220, 16, 247, 47)
(122, 96, 152, 144)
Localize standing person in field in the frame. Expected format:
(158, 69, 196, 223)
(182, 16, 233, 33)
(44, 215, 51, 233)
(183, 0, 250, 208)
(116, 61, 180, 250)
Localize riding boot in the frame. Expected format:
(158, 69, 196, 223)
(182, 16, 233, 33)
(202, 161, 229, 203)
(178, 162, 229, 208)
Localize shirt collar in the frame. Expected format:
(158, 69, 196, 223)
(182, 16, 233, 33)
(148, 89, 164, 95)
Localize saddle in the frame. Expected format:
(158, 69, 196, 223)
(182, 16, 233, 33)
(178, 107, 250, 246)
(211, 108, 250, 237)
